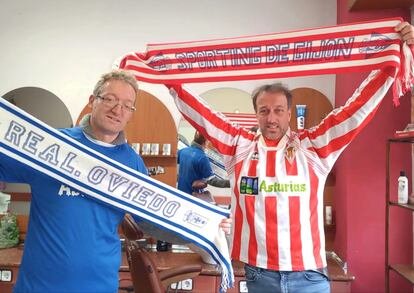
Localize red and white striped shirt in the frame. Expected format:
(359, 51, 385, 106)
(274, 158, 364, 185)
(170, 68, 394, 271)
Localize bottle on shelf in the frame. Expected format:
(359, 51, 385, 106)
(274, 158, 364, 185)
(325, 205, 333, 225)
(398, 171, 408, 204)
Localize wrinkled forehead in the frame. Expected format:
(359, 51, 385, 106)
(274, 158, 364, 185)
(101, 80, 137, 102)
(256, 91, 289, 108)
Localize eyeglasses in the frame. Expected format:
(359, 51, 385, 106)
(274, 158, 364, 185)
(96, 95, 136, 113)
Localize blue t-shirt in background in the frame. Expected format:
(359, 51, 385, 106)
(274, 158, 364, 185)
(177, 144, 214, 195)
(0, 127, 147, 293)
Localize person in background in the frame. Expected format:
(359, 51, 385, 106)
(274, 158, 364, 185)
(177, 131, 232, 263)
(178, 131, 230, 195)
(170, 22, 414, 293)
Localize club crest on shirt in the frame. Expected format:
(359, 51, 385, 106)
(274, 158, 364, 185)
(285, 145, 296, 164)
(251, 151, 259, 160)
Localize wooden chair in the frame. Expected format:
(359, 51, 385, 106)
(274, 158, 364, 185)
(121, 214, 202, 293)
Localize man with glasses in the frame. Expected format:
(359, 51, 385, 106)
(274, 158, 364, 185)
(0, 70, 148, 293)
(84, 71, 138, 144)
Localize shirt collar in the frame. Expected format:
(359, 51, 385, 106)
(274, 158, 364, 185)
(191, 141, 204, 150)
(79, 113, 127, 146)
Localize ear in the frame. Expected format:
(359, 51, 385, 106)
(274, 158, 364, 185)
(88, 95, 95, 109)
(287, 108, 292, 121)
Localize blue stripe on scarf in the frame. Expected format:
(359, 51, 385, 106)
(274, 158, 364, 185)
(0, 101, 228, 216)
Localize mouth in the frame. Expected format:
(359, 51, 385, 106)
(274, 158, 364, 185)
(106, 115, 121, 123)
(267, 125, 280, 131)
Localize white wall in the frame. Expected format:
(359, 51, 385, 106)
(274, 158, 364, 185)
(0, 0, 337, 128)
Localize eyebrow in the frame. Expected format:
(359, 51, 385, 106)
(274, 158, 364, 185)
(258, 105, 285, 109)
(103, 93, 135, 103)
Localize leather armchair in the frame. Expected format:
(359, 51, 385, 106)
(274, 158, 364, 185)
(121, 214, 202, 293)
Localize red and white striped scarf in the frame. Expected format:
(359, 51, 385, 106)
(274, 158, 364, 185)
(117, 17, 414, 104)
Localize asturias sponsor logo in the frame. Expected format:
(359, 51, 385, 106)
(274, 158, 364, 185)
(259, 180, 306, 193)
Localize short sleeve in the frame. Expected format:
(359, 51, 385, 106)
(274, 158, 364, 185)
(197, 155, 214, 180)
(0, 152, 32, 183)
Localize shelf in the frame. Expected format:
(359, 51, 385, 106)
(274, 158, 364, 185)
(389, 264, 414, 284)
(389, 201, 414, 211)
(9, 192, 31, 202)
(389, 136, 414, 143)
(386, 137, 414, 292)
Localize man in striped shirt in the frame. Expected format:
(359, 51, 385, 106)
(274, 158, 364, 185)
(170, 21, 414, 293)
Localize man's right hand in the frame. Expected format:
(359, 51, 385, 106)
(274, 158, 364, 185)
(219, 215, 232, 235)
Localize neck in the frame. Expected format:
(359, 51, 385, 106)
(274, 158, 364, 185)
(88, 120, 119, 144)
(263, 135, 280, 146)
(192, 141, 204, 149)
(92, 131, 118, 144)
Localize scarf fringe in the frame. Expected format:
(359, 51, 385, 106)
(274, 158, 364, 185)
(219, 266, 234, 293)
(393, 43, 414, 106)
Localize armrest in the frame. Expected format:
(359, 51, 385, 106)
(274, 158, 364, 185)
(192, 191, 216, 204)
(159, 263, 202, 287)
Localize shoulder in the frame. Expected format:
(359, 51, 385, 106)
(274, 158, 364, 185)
(179, 146, 194, 157)
(196, 150, 209, 163)
(122, 145, 148, 175)
(192, 146, 204, 154)
(59, 127, 83, 139)
(135, 156, 147, 175)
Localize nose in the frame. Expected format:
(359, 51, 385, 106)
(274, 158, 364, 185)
(267, 111, 278, 123)
(110, 103, 123, 114)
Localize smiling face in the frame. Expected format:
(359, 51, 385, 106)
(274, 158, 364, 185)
(88, 79, 136, 143)
(255, 91, 291, 140)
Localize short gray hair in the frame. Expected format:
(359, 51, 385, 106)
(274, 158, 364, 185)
(252, 83, 292, 112)
(92, 70, 139, 97)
